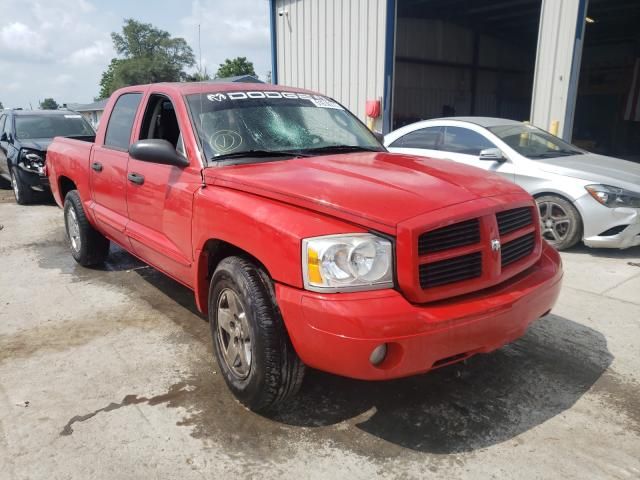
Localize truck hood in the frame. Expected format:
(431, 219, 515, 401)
(17, 138, 53, 152)
(537, 153, 640, 192)
(204, 152, 525, 232)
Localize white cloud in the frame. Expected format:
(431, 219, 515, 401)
(0, 0, 272, 109)
(67, 40, 113, 66)
(180, 0, 271, 79)
(0, 22, 47, 57)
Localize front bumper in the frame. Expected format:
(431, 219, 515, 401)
(277, 243, 562, 380)
(16, 164, 50, 191)
(576, 195, 640, 249)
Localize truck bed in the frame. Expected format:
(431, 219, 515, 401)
(47, 136, 95, 209)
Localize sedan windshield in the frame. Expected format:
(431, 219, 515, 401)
(488, 124, 583, 159)
(186, 91, 383, 163)
(15, 114, 95, 139)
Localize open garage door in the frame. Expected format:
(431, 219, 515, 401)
(573, 0, 640, 161)
(392, 0, 542, 129)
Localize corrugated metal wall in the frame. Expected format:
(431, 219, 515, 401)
(274, 0, 387, 130)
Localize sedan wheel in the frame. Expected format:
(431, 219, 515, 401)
(536, 195, 582, 250)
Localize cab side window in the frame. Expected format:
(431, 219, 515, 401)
(104, 93, 142, 150)
(389, 126, 443, 149)
(139, 94, 181, 149)
(442, 126, 495, 156)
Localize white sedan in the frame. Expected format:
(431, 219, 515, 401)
(385, 117, 640, 250)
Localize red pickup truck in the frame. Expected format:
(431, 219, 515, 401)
(47, 82, 562, 411)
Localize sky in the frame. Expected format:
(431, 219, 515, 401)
(0, 0, 271, 109)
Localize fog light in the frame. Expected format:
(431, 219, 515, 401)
(369, 343, 387, 366)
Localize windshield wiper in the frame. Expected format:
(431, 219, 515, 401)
(211, 149, 310, 162)
(298, 145, 384, 155)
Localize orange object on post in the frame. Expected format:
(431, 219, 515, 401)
(366, 99, 381, 118)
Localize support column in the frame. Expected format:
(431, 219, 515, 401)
(530, 0, 588, 140)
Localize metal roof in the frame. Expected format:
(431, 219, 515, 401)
(9, 109, 80, 116)
(69, 99, 109, 112)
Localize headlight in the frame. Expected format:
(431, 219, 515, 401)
(302, 234, 394, 292)
(19, 149, 45, 173)
(585, 184, 640, 208)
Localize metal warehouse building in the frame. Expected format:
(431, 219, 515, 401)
(269, 0, 640, 160)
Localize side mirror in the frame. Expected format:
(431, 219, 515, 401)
(129, 139, 189, 167)
(479, 148, 506, 162)
(0, 132, 8, 142)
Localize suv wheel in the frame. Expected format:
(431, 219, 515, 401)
(63, 190, 110, 266)
(209, 256, 305, 412)
(11, 167, 34, 205)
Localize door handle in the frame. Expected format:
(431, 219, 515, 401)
(91, 162, 103, 172)
(127, 172, 145, 185)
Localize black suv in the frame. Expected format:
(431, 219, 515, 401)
(0, 109, 95, 204)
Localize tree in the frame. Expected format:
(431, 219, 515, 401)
(0, 100, 4, 109)
(98, 19, 195, 98)
(40, 98, 59, 110)
(215, 57, 256, 79)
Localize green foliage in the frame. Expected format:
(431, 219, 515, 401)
(215, 57, 256, 79)
(39, 98, 59, 110)
(98, 19, 195, 98)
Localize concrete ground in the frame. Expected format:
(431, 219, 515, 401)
(1, 192, 639, 480)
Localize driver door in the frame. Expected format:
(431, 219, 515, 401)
(125, 93, 202, 286)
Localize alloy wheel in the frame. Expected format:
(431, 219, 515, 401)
(10, 172, 20, 203)
(65, 207, 82, 252)
(538, 200, 571, 243)
(216, 288, 252, 379)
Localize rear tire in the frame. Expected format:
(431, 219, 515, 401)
(11, 167, 34, 205)
(536, 194, 582, 250)
(208, 256, 305, 412)
(63, 190, 110, 266)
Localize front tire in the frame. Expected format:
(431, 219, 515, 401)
(536, 194, 582, 250)
(208, 256, 305, 412)
(11, 167, 34, 205)
(63, 190, 110, 266)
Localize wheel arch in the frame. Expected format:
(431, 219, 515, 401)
(194, 238, 274, 316)
(58, 175, 77, 201)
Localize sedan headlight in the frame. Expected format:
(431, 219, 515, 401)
(302, 234, 394, 292)
(19, 149, 45, 173)
(585, 184, 640, 208)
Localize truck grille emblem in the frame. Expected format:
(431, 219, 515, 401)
(491, 239, 501, 252)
